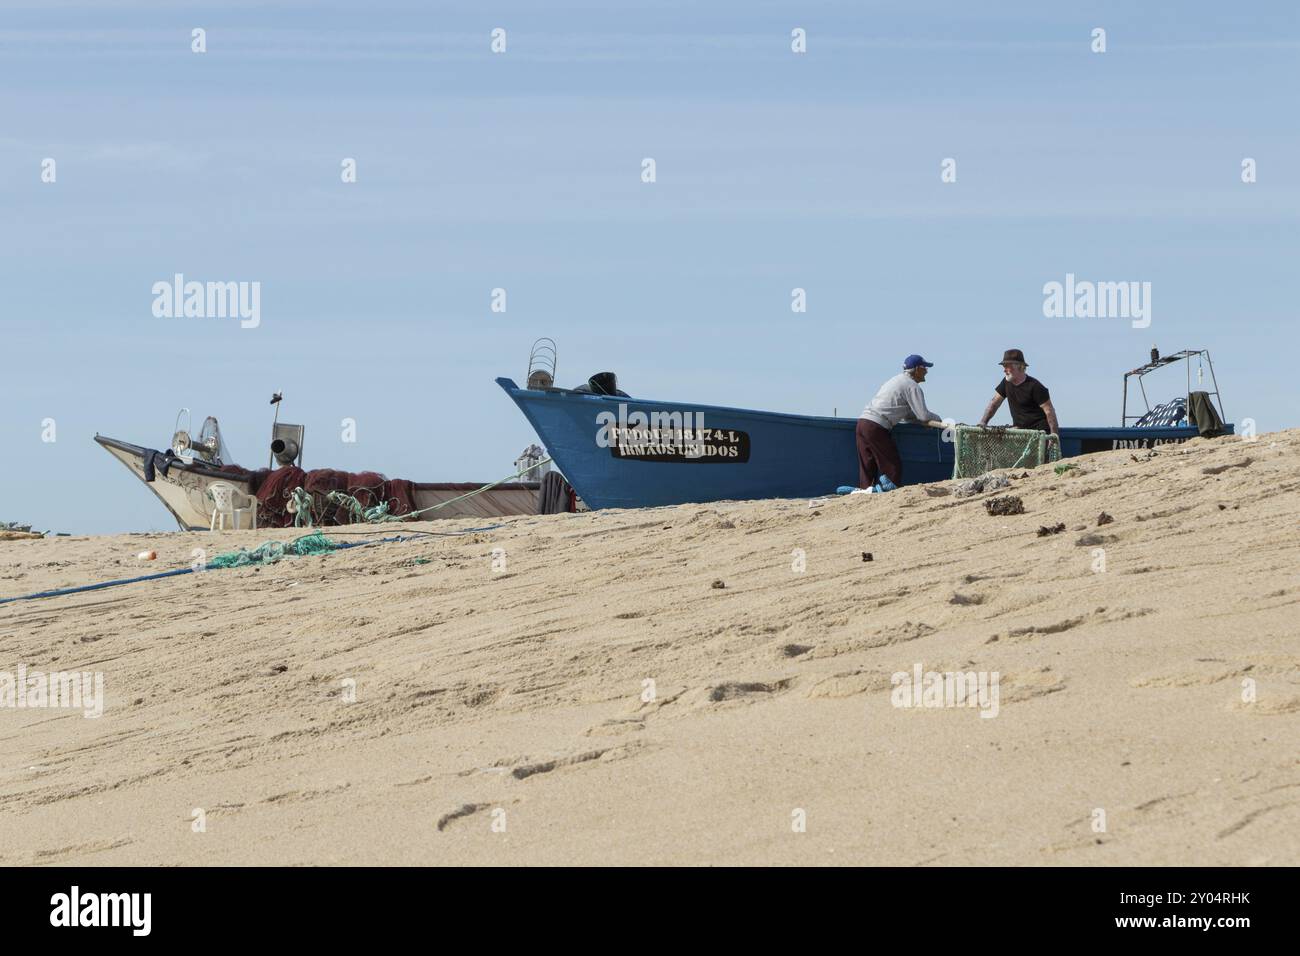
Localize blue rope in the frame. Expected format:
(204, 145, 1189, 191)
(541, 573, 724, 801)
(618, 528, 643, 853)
(0, 567, 195, 605)
(0, 525, 504, 606)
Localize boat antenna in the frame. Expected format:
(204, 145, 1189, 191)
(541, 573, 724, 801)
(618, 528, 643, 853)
(269, 391, 283, 468)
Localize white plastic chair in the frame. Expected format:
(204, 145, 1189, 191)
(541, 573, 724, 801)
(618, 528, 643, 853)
(208, 481, 258, 531)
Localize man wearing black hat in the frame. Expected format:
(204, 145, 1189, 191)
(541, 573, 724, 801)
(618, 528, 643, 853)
(978, 349, 1059, 434)
(857, 354, 943, 491)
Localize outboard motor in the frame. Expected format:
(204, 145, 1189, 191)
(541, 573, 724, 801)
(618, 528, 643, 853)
(588, 371, 619, 395)
(576, 372, 628, 397)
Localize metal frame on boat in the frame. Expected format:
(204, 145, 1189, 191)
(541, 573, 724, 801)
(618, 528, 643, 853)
(1122, 348, 1225, 427)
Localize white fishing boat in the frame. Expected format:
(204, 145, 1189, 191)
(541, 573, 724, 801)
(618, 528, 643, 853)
(96, 399, 554, 531)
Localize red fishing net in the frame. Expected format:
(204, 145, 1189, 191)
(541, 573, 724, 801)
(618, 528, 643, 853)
(218, 464, 417, 527)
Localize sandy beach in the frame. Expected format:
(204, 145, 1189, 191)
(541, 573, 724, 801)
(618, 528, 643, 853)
(1, 430, 1296, 866)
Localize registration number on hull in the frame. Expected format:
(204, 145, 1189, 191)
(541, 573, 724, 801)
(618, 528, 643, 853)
(609, 426, 751, 463)
(1078, 436, 1192, 453)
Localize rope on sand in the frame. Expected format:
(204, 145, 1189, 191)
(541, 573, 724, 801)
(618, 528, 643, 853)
(0, 567, 196, 605)
(0, 524, 506, 606)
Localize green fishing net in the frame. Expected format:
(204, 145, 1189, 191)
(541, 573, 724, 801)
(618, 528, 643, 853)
(952, 425, 1061, 479)
(206, 531, 338, 569)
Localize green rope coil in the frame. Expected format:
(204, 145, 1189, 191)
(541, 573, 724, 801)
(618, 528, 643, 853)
(324, 490, 402, 524)
(289, 487, 315, 527)
(206, 531, 338, 569)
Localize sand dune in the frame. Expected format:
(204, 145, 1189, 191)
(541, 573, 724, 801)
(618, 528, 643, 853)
(1, 430, 1297, 865)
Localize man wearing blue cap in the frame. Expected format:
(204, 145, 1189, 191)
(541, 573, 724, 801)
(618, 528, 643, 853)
(857, 355, 943, 491)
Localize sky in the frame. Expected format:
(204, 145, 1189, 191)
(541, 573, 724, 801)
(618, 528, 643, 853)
(2, 1, 1297, 534)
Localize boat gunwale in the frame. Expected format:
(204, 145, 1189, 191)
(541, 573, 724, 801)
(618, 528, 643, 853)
(494, 378, 1224, 440)
(94, 435, 541, 491)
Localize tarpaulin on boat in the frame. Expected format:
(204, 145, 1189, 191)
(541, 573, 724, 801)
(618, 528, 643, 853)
(1134, 398, 1187, 427)
(1188, 391, 1226, 437)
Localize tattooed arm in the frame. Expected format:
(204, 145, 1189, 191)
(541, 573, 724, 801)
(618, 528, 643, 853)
(1041, 399, 1060, 435)
(979, 393, 1003, 427)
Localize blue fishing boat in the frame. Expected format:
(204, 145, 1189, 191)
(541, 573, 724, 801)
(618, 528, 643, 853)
(497, 348, 1231, 510)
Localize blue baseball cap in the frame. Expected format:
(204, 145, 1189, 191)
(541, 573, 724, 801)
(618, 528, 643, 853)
(903, 354, 934, 369)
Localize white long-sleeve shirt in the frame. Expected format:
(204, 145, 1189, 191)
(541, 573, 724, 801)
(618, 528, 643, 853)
(860, 372, 941, 429)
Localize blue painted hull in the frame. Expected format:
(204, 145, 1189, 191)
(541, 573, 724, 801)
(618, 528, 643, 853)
(496, 378, 1230, 510)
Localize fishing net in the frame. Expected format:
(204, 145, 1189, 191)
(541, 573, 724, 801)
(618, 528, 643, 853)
(206, 531, 338, 569)
(246, 468, 418, 528)
(952, 425, 1060, 479)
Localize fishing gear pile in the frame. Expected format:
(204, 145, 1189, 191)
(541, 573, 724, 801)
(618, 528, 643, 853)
(205, 531, 338, 569)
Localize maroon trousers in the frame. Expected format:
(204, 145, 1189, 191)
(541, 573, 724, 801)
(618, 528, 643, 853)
(856, 418, 903, 489)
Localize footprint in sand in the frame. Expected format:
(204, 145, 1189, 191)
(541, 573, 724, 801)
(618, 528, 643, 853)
(991, 606, 1153, 644)
(808, 621, 936, 658)
(436, 800, 521, 832)
(999, 667, 1067, 703)
(804, 669, 891, 699)
(1131, 664, 1253, 688)
(777, 643, 814, 659)
(480, 742, 646, 782)
(704, 678, 795, 704)
(584, 716, 647, 737)
(1228, 695, 1300, 716)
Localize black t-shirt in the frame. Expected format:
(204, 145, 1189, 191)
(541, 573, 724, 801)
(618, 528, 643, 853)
(995, 376, 1051, 431)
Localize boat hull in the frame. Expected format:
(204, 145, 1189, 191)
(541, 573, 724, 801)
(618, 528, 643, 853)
(95, 436, 538, 530)
(495, 377, 1232, 510)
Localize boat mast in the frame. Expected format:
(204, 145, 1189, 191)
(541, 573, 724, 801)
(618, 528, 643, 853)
(268, 391, 283, 469)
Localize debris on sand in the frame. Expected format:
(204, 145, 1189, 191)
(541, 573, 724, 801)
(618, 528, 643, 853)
(1075, 533, 1114, 547)
(1096, 512, 1114, 526)
(1202, 457, 1252, 476)
(861, 552, 873, 562)
(710, 579, 726, 589)
(954, 474, 1011, 498)
(1037, 523, 1067, 536)
(984, 496, 1025, 516)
